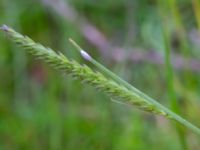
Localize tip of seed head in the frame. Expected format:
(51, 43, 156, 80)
(0, 24, 9, 31)
(68, 38, 73, 43)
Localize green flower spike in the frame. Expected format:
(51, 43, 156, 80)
(1, 25, 200, 135)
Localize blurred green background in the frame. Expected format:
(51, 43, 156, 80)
(0, 0, 200, 149)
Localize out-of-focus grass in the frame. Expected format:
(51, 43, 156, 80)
(157, 1, 188, 149)
(0, 0, 200, 149)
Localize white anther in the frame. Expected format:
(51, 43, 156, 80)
(80, 50, 92, 61)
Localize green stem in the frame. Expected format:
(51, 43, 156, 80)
(69, 39, 200, 135)
(162, 23, 188, 150)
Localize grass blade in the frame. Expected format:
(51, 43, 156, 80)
(1, 25, 200, 136)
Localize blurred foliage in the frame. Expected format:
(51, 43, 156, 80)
(0, 0, 200, 149)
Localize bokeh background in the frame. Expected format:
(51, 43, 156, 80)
(0, 0, 200, 149)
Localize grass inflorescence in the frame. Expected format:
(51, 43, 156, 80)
(1, 25, 200, 136)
